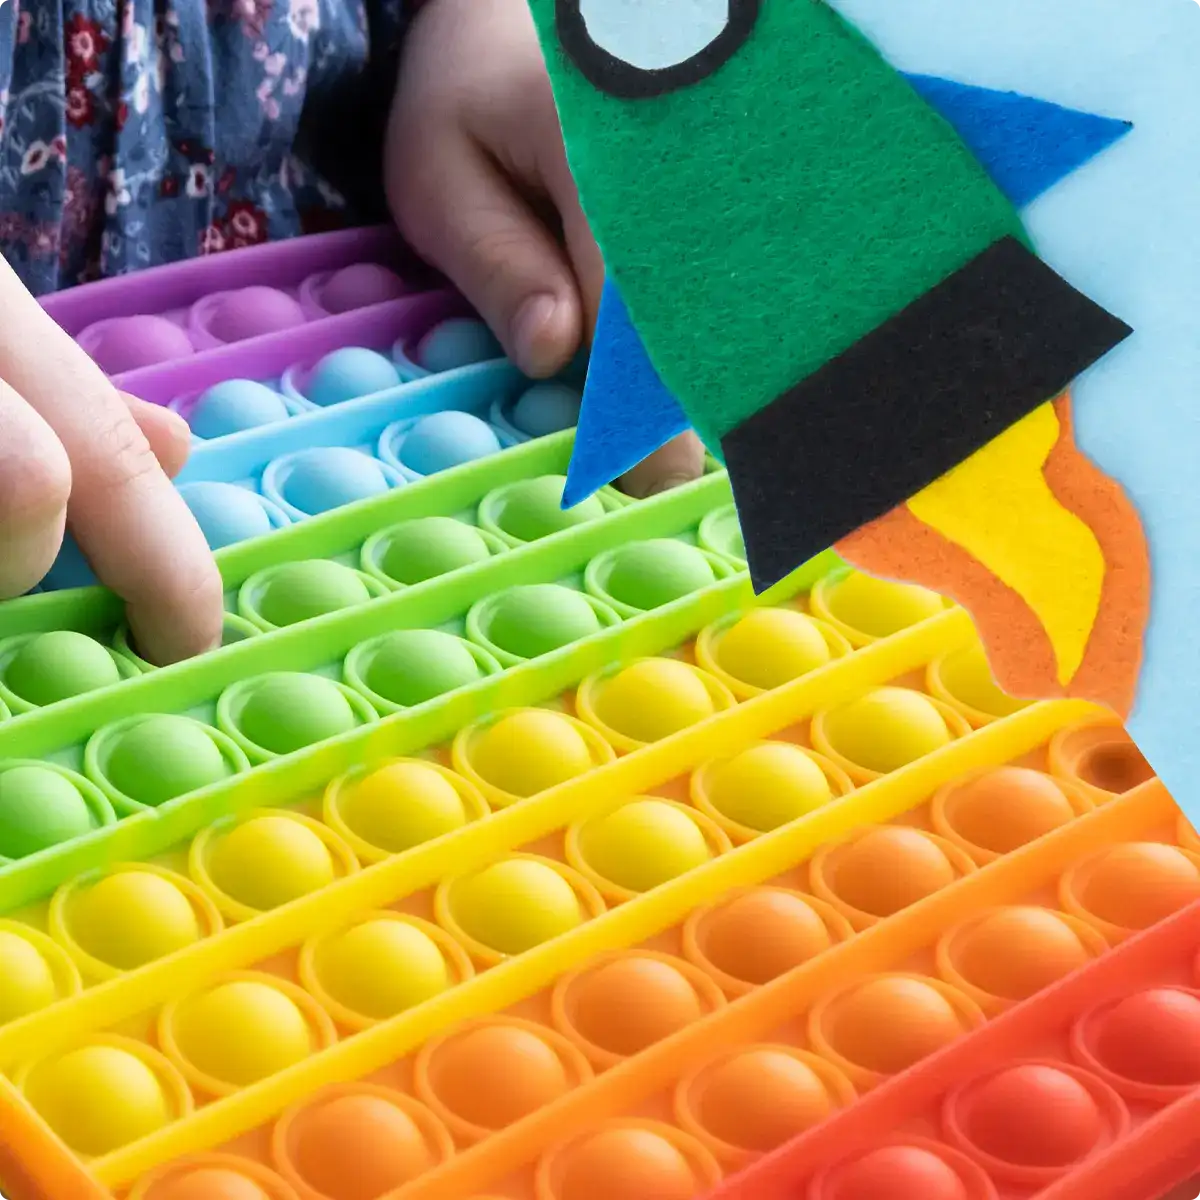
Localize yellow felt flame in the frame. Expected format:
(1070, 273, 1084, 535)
(906, 403, 1104, 685)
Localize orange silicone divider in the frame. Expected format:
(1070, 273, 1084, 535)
(0, 1073, 110, 1200)
(374, 754, 1180, 1200)
(705, 777, 1200, 1200)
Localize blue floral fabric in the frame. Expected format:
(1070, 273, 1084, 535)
(0, 0, 412, 294)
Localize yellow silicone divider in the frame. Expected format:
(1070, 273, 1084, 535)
(81, 658, 1102, 1186)
(0, 605, 976, 1074)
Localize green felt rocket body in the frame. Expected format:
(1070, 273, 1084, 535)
(531, 0, 1133, 592)
(530, 0, 1023, 449)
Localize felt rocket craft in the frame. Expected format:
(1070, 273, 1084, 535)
(525, 0, 1153, 721)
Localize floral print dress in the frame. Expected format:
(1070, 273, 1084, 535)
(0, 0, 412, 293)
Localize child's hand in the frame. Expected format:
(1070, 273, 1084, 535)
(386, 0, 705, 497)
(0, 259, 224, 663)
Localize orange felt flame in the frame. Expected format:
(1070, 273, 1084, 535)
(837, 395, 1149, 718)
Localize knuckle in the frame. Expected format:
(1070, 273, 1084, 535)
(77, 415, 160, 498)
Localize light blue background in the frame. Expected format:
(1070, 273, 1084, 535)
(831, 0, 1200, 818)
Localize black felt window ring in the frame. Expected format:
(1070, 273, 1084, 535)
(555, 0, 761, 99)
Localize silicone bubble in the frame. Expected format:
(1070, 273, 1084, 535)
(942, 907, 1100, 1005)
(395, 411, 502, 475)
(697, 504, 745, 563)
(443, 857, 593, 957)
(417, 1020, 588, 1136)
(1063, 842, 1200, 935)
(137, 1159, 286, 1200)
(463, 709, 603, 801)
(352, 630, 490, 709)
(204, 814, 341, 912)
(556, 953, 721, 1062)
(96, 714, 240, 808)
(205, 287, 306, 342)
(374, 516, 495, 585)
(249, 560, 373, 628)
(165, 976, 328, 1090)
(63, 868, 208, 971)
(689, 888, 839, 990)
(1050, 723, 1153, 798)
(708, 609, 835, 692)
(935, 767, 1082, 860)
(473, 584, 607, 662)
(179, 482, 278, 549)
(591, 540, 716, 613)
(812, 569, 946, 642)
(0, 929, 63, 1023)
(585, 659, 727, 746)
(815, 687, 957, 776)
(931, 642, 1028, 723)
(81, 315, 194, 374)
(321, 263, 407, 313)
(949, 1063, 1115, 1173)
(542, 1123, 719, 1200)
(1083, 988, 1200, 1091)
(697, 742, 836, 835)
(682, 1047, 849, 1155)
(276, 447, 395, 517)
(815, 1143, 985, 1200)
(417, 318, 502, 372)
(485, 475, 605, 543)
(813, 827, 966, 925)
(224, 673, 370, 756)
(812, 975, 978, 1080)
(21, 1041, 183, 1157)
(280, 1088, 449, 1200)
(0, 763, 110, 858)
(510, 382, 582, 437)
(189, 380, 290, 439)
(4, 630, 123, 707)
(331, 760, 477, 855)
(573, 799, 722, 895)
(307, 917, 455, 1022)
(306, 347, 402, 406)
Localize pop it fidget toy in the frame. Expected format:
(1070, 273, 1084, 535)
(1, 233, 1195, 1200)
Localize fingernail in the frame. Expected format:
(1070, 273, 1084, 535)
(512, 293, 560, 375)
(645, 473, 696, 497)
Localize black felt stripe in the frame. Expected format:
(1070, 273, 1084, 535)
(721, 235, 1134, 594)
(555, 0, 761, 100)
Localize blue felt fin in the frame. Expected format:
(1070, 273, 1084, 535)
(562, 277, 692, 509)
(903, 74, 1132, 209)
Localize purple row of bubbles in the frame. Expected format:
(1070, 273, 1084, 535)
(40, 228, 405, 336)
(39, 227, 415, 377)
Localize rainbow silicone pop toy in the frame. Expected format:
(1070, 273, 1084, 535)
(0, 228, 1198, 1200)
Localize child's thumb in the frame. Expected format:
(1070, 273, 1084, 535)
(390, 134, 582, 378)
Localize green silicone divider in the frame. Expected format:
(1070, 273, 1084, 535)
(0, 471, 777, 911)
(0, 587, 124, 643)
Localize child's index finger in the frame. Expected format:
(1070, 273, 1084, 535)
(0, 261, 223, 664)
